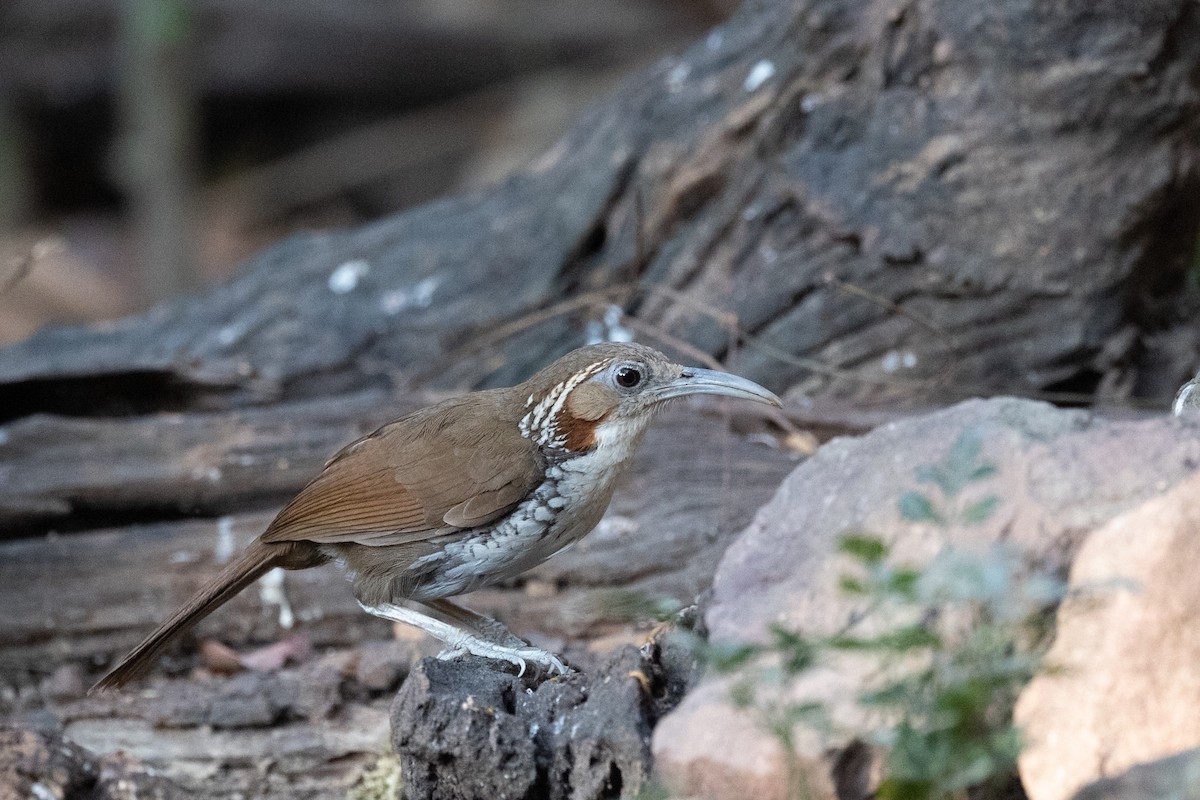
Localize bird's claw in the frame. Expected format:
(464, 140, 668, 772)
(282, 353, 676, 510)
(436, 640, 572, 677)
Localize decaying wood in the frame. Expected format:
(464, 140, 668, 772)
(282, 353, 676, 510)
(0, 390, 429, 535)
(2, 0, 1198, 413)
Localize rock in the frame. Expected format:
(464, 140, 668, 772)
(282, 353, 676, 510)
(147, 649, 354, 729)
(355, 640, 419, 693)
(1069, 749, 1200, 800)
(1015, 472, 1200, 800)
(0, 725, 189, 799)
(41, 663, 87, 702)
(652, 398, 1200, 800)
(392, 645, 682, 800)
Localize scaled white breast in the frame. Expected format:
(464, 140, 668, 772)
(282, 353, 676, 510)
(554, 414, 648, 496)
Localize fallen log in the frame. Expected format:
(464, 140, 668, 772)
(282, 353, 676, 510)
(3, 0, 1197, 417)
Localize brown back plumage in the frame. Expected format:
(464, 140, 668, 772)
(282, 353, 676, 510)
(261, 390, 545, 546)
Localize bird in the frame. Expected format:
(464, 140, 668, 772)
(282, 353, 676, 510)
(92, 342, 780, 691)
(1173, 373, 1200, 417)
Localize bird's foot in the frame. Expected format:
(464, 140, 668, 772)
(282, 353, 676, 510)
(357, 600, 572, 676)
(438, 636, 572, 677)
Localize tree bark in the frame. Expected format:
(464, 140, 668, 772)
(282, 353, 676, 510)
(1, 0, 1198, 415)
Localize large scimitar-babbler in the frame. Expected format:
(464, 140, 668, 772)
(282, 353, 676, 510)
(93, 342, 780, 690)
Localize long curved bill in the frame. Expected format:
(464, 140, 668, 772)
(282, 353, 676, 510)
(650, 368, 781, 407)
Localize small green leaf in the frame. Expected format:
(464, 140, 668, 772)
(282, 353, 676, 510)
(888, 569, 921, 598)
(936, 428, 986, 497)
(875, 777, 933, 800)
(947, 428, 982, 469)
(729, 679, 756, 708)
(878, 625, 941, 651)
(860, 680, 919, 708)
(899, 492, 942, 523)
(968, 463, 997, 482)
(770, 625, 817, 674)
(827, 634, 871, 651)
(839, 575, 868, 595)
(706, 642, 758, 672)
(828, 626, 939, 652)
(838, 533, 889, 563)
(633, 783, 672, 800)
(916, 464, 953, 495)
(962, 495, 1000, 525)
(781, 701, 825, 726)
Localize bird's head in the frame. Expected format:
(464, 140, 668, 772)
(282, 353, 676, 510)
(516, 342, 780, 457)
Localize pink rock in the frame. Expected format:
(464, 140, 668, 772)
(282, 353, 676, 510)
(653, 399, 1200, 800)
(1016, 471, 1200, 800)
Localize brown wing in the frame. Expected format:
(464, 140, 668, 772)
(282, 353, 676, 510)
(261, 395, 543, 547)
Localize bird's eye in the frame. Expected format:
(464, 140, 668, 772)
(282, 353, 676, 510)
(614, 365, 644, 389)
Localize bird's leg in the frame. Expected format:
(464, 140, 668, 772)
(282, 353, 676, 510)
(357, 600, 571, 677)
(419, 598, 526, 648)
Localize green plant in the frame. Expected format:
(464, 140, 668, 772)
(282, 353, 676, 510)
(704, 429, 1064, 800)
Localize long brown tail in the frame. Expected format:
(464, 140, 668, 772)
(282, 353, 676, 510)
(91, 540, 286, 692)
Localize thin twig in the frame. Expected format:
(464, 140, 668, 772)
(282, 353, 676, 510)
(621, 316, 724, 370)
(454, 288, 626, 356)
(823, 272, 945, 335)
(0, 250, 34, 297)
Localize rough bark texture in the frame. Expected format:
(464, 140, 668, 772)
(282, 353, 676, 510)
(392, 643, 695, 800)
(0, 390, 425, 535)
(2, 0, 1198, 417)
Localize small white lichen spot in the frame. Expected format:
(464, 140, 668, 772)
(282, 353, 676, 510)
(380, 289, 409, 315)
(216, 323, 244, 347)
(882, 351, 918, 372)
(328, 259, 370, 294)
(259, 567, 295, 629)
(584, 319, 605, 345)
(667, 62, 690, 93)
(412, 276, 440, 308)
(801, 94, 820, 113)
(602, 304, 634, 343)
(215, 516, 236, 564)
(706, 30, 724, 51)
(744, 60, 776, 92)
(382, 276, 441, 313)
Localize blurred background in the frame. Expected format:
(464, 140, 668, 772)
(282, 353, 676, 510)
(0, 0, 735, 346)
